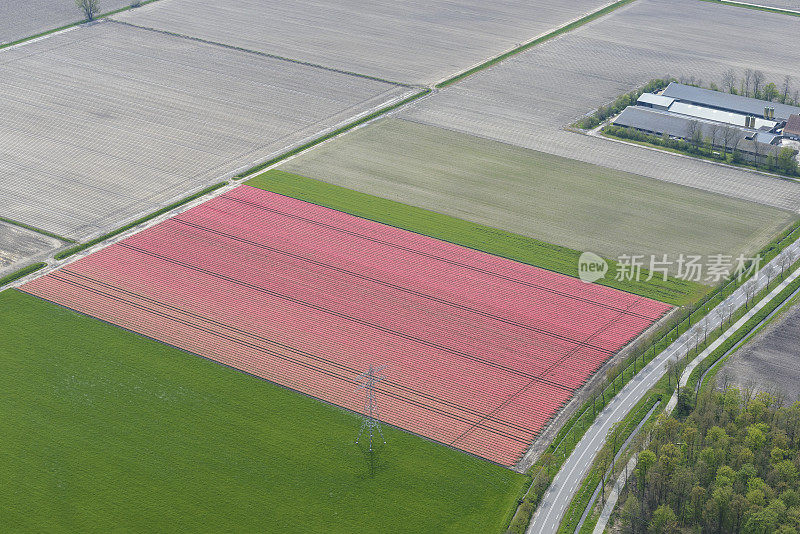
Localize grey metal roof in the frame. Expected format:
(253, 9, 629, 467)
(667, 101, 778, 130)
(613, 106, 750, 144)
(637, 93, 674, 108)
(754, 131, 782, 144)
(662, 82, 800, 121)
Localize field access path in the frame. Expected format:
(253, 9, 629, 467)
(527, 237, 800, 533)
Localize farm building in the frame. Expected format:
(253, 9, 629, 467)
(661, 82, 800, 121)
(611, 82, 799, 149)
(615, 106, 739, 140)
(735, 138, 784, 165)
(785, 114, 800, 141)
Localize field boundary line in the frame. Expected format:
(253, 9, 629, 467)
(434, 0, 635, 88)
(1, 182, 239, 293)
(698, 0, 800, 16)
(108, 19, 416, 88)
(0, 263, 47, 289)
(0, 217, 75, 243)
(233, 90, 430, 179)
(0, 0, 164, 50)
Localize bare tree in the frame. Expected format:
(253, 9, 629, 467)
(778, 252, 793, 279)
(750, 139, 764, 165)
(722, 69, 737, 93)
(686, 120, 703, 151)
(782, 76, 792, 104)
(722, 126, 738, 155)
(707, 123, 720, 151)
(753, 70, 766, 98)
(744, 69, 753, 97)
(75, 0, 100, 20)
(745, 280, 757, 307)
(724, 300, 735, 325)
(760, 264, 774, 287)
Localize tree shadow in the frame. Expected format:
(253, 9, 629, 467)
(355, 439, 386, 479)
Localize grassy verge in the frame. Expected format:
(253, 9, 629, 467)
(246, 170, 708, 306)
(0, 289, 526, 532)
(698, 0, 800, 16)
(0, 263, 46, 288)
(685, 264, 800, 396)
(0, 217, 74, 243)
(0, 0, 163, 50)
(436, 0, 635, 88)
(54, 182, 226, 261)
(234, 90, 430, 179)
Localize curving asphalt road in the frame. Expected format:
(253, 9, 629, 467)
(528, 238, 800, 534)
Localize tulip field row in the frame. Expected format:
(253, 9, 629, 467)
(21, 186, 671, 465)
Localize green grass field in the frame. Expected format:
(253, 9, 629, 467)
(276, 118, 794, 294)
(246, 170, 708, 306)
(0, 290, 526, 532)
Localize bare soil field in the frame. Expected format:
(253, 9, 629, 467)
(0, 223, 62, 276)
(280, 119, 795, 274)
(737, 0, 799, 11)
(112, 0, 614, 85)
(400, 0, 800, 211)
(0, 0, 129, 44)
(0, 21, 411, 241)
(720, 301, 800, 401)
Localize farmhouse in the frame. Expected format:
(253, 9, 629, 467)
(785, 114, 800, 141)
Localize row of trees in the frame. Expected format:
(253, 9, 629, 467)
(574, 78, 676, 130)
(678, 72, 799, 107)
(617, 386, 800, 533)
(719, 69, 799, 107)
(604, 124, 799, 177)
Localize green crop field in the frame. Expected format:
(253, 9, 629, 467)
(0, 290, 525, 533)
(277, 118, 794, 287)
(247, 170, 707, 306)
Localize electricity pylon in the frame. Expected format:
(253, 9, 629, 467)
(355, 364, 387, 451)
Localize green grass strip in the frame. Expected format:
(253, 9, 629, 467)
(0, 0, 163, 50)
(235, 89, 430, 179)
(435, 0, 635, 89)
(54, 182, 226, 261)
(698, 0, 800, 17)
(246, 170, 707, 306)
(0, 262, 46, 288)
(0, 217, 75, 243)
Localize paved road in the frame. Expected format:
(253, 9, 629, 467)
(528, 238, 800, 534)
